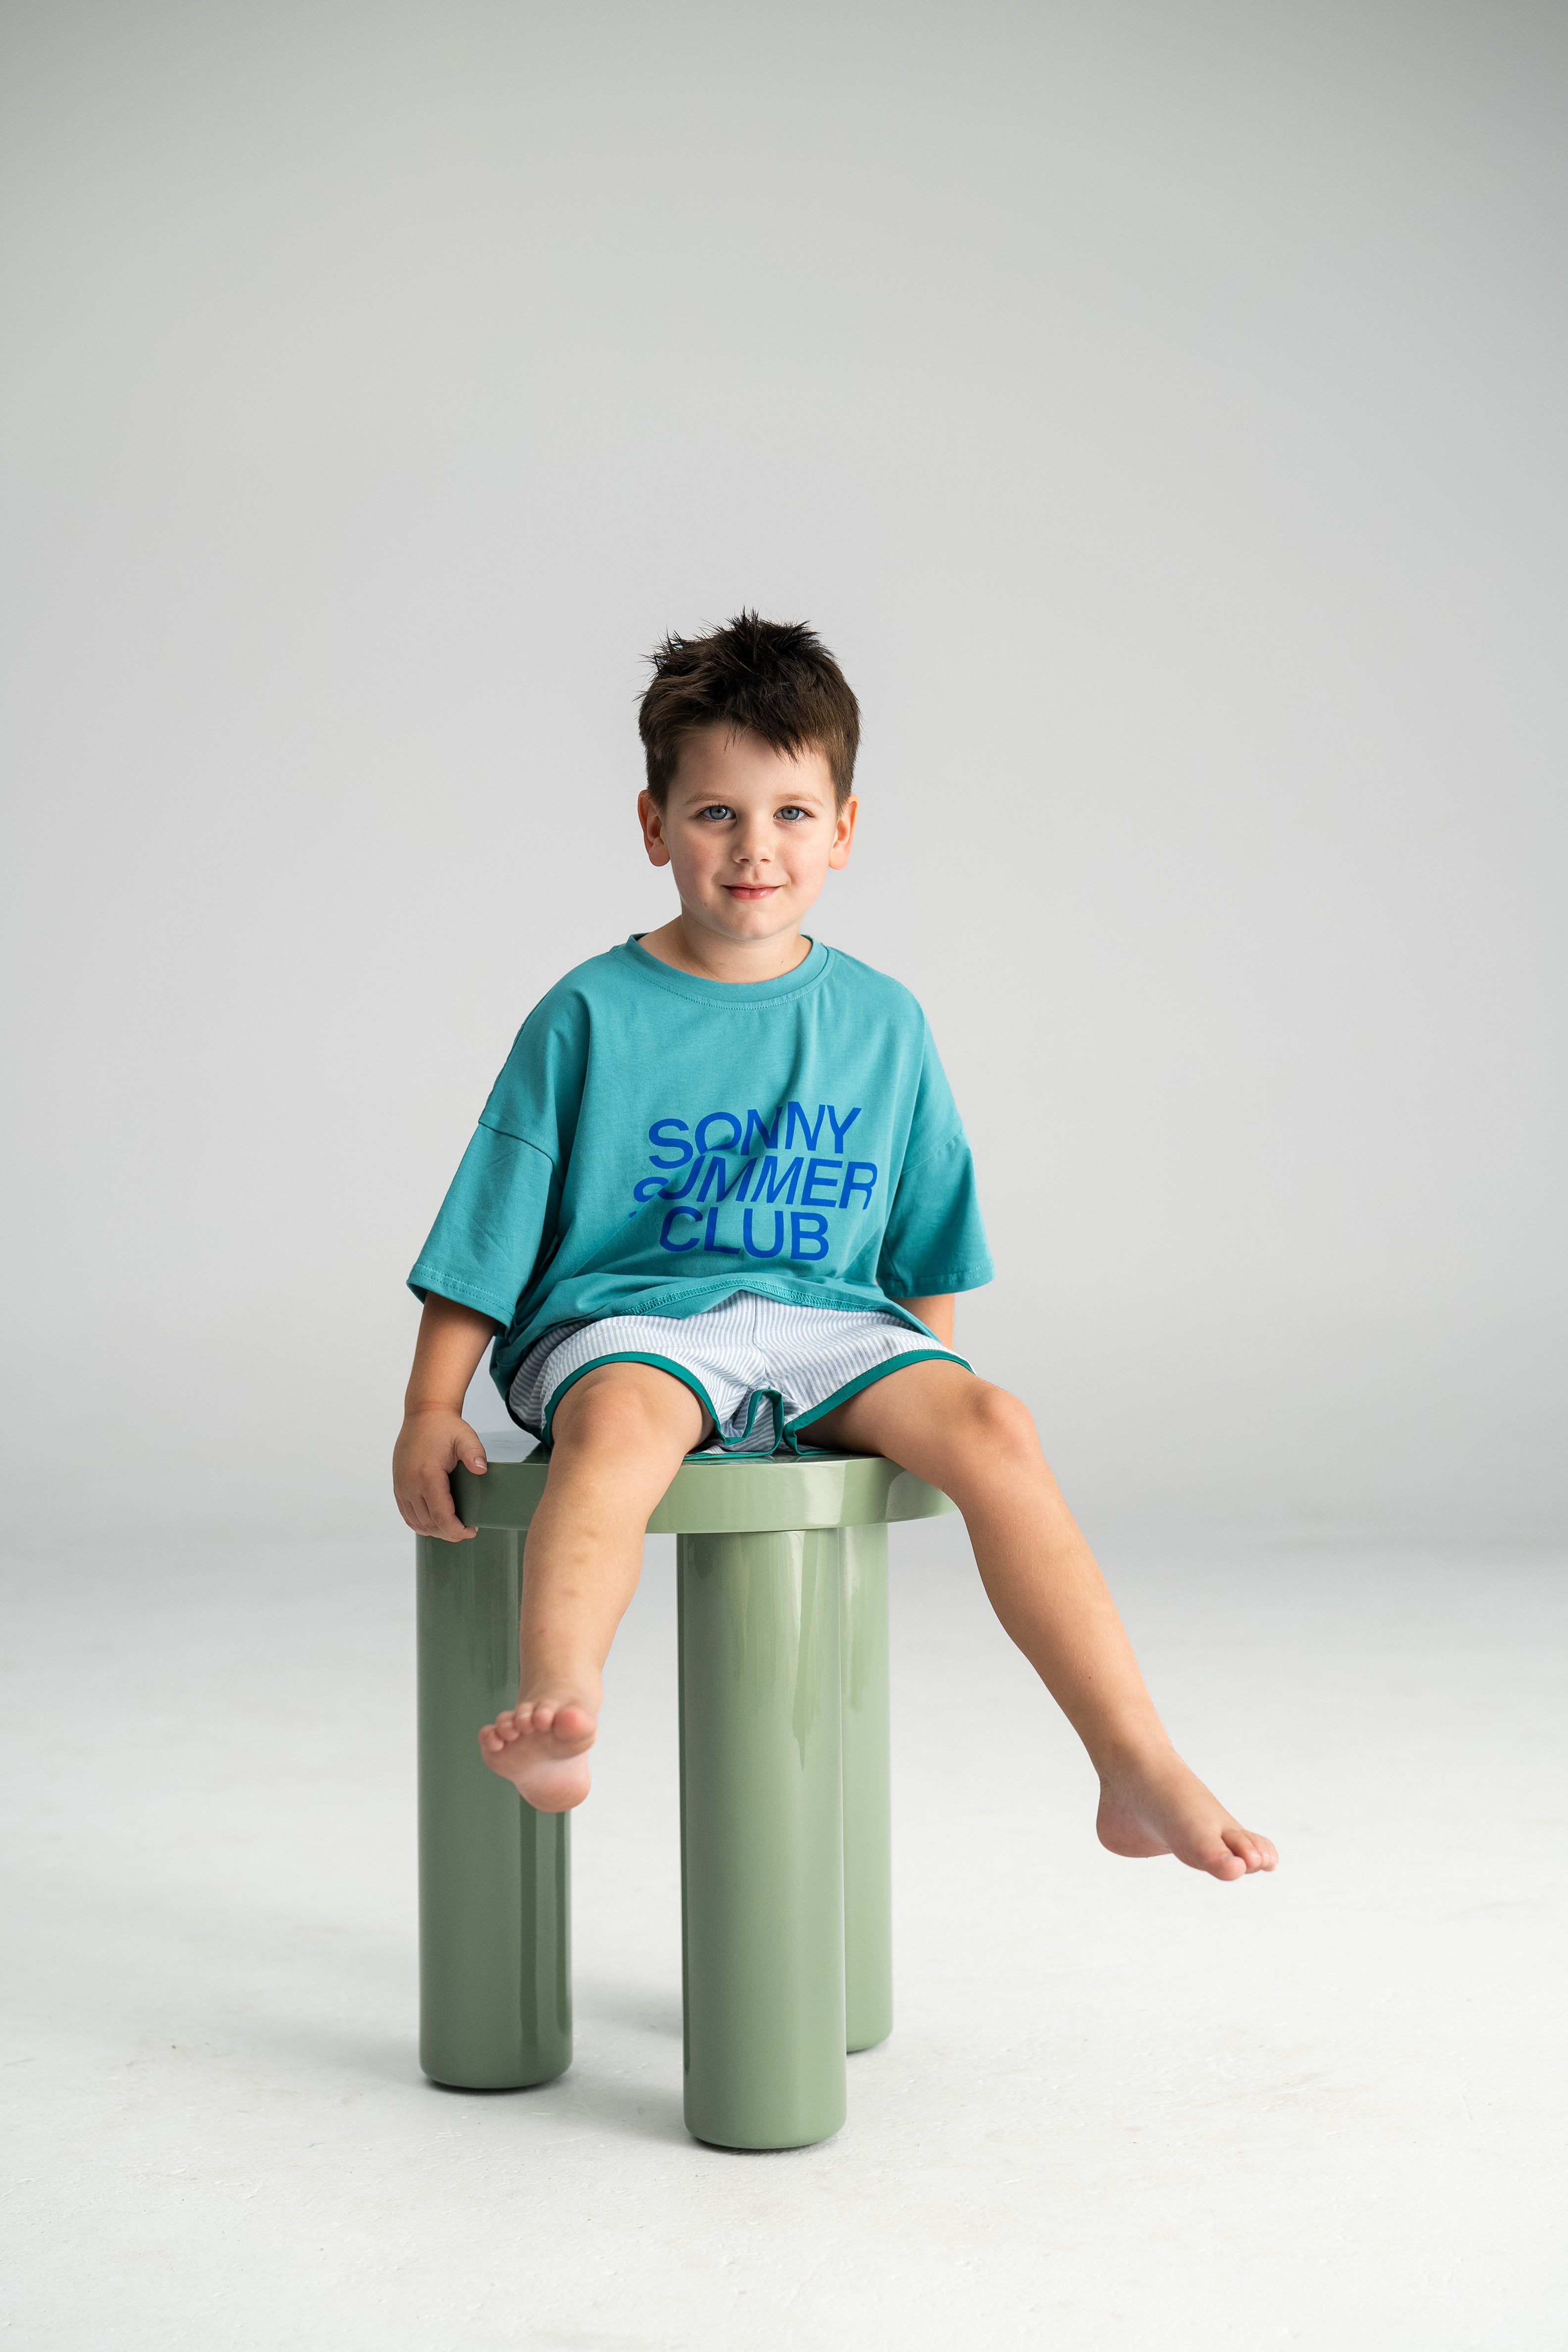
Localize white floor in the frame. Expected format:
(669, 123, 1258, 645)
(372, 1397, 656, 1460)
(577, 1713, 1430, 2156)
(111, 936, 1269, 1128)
(4, 1517, 1564, 2350)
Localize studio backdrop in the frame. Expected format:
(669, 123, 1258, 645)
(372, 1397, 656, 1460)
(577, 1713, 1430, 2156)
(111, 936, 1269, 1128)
(2, 0, 1563, 1539)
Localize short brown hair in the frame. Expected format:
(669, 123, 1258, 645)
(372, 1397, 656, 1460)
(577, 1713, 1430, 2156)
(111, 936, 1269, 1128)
(638, 610, 861, 808)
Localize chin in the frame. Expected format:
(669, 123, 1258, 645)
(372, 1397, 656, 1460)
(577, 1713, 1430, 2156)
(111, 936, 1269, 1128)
(718, 903, 786, 927)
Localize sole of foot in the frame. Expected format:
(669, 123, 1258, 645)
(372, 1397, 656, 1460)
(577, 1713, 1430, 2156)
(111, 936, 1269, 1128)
(478, 1698, 597, 1813)
(1096, 1751, 1278, 1880)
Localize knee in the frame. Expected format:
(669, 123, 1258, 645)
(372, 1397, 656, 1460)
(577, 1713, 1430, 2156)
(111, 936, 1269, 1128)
(551, 1372, 680, 1461)
(956, 1381, 1042, 1470)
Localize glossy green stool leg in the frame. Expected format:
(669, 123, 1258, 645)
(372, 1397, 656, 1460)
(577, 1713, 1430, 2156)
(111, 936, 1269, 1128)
(416, 1530, 572, 2089)
(678, 1527, 846, 2150)
(840, 1523, 893, 2053)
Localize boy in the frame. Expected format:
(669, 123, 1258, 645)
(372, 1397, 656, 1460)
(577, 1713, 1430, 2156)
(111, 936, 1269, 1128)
(394, 614, 1275, 1879)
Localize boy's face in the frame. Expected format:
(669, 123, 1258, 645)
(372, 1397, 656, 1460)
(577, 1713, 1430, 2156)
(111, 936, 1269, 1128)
(638, 727, 857, 947)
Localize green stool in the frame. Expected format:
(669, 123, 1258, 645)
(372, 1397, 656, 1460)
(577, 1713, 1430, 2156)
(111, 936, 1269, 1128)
(416, 1440, 956, 2150)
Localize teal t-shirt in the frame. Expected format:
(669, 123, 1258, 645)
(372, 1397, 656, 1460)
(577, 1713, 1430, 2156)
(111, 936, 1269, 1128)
(408, 936, 993, 1409)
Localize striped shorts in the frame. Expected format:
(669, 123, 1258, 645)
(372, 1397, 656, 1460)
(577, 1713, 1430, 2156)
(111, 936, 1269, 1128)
(507, 1289, 968, 1455)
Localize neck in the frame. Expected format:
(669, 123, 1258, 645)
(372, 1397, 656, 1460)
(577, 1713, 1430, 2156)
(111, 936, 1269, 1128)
(638, 914, 813, 985)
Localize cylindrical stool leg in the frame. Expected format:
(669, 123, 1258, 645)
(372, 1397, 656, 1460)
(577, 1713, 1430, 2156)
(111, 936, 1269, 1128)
(678, 1527, 846, 2150)
(840, 1522, 893, 2053)
(417, 1530, 572, 2089)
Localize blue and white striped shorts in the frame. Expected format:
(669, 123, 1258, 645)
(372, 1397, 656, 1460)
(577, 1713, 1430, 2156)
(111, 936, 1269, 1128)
(507, 1289, 967, 1455)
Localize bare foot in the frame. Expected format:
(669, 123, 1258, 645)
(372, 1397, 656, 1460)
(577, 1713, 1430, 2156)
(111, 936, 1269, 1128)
(1096, 1745, 1277, 1881)
(478, 1693, 597, 1813)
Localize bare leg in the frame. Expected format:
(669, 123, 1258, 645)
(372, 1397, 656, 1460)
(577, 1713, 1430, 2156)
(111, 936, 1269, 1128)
(810, 1362, 1277, 1881)
(478, 1363, 707, 1811)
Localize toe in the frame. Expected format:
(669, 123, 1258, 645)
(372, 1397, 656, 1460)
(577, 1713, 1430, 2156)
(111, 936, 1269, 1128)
(1225, 1827, 1276, 1873)
(1189, 1838, 1247, 1879)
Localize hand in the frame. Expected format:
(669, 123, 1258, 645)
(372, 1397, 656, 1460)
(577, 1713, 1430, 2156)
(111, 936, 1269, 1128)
(393, 1408, 489, 1542)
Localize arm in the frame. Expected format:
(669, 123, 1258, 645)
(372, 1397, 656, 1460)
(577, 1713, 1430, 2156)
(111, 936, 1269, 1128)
(392, 1295, 500, 1542)
(895, 1294, 955, 1348)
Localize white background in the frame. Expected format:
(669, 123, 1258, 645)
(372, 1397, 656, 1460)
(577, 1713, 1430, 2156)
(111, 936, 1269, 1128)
(3, 0, 1564, 1539)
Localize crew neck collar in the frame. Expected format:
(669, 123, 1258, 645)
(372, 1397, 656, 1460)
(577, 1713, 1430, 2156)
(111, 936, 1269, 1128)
(620, 933, 830, 1003)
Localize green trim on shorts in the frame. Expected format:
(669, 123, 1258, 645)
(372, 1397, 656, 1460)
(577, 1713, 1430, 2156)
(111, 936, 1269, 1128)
(538, 1351, 782, 1455)
(780, 1349, 971, 1454)
(536, 1342, 972, 1457)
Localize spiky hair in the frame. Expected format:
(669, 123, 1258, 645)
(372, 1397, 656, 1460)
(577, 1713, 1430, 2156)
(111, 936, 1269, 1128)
(637, 610, 860, 807)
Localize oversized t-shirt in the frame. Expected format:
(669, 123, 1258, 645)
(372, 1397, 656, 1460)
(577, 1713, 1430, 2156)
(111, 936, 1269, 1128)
(408, 935, 993, 1410)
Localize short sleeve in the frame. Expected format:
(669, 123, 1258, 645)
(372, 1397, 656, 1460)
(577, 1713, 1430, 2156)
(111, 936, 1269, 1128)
(876, 1022, 993, 1299)
(407, 982, 589, 1325)
(476, 984, 590, 1160)
(408, 1125, 559, 1327)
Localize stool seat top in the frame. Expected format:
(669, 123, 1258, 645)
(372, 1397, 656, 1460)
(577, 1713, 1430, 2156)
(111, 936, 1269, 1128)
(455, 1431, 958, 1536)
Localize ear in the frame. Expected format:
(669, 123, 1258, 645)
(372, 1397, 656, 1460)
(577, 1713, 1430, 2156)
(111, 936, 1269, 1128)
(638, 789, 672, 868)
(828, 795, 859, 871)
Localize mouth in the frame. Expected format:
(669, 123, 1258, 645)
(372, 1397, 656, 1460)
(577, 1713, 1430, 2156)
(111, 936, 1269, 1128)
(723, 884, 781, 900)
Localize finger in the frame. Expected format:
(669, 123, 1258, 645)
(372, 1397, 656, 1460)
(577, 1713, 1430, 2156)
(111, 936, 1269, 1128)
(421, 1487, 474, 1543)
(435, 1462, 484, 1537)
(394, 1482, 435, 1534)
(397, 1476, 442, 1535)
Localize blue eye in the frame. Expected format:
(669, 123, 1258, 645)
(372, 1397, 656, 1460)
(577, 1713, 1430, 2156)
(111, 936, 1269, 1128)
(777, 806, 811, 822)
(697, 805, 734, 821)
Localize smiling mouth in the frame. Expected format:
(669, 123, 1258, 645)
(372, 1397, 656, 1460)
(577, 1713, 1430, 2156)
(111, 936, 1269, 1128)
(724, 884, 780, 898)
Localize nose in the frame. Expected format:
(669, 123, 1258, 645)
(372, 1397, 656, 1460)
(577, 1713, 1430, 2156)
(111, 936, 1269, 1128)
(732, 818, 773, 866)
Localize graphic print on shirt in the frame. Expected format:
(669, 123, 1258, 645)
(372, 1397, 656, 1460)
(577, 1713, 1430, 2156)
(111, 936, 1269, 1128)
(407, 938, 994, 1404)
(628, 1100, 874, 1265)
